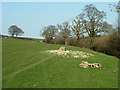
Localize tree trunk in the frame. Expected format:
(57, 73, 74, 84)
(90, 37, 94, 49)
(76, 32, 80, 40)
(12, 34, 14, 37)
(76, 36, 79, 40)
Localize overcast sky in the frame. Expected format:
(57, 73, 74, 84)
(2, 2, 118, 39)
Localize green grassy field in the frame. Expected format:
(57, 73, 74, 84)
(2, 38, 118, 88)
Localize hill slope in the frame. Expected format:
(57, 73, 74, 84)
(2, 38, 118, 88)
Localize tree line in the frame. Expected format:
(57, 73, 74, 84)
(41, 4, 113, 45)
(41, 4, 120, 58)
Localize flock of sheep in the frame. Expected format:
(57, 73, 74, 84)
(43, 47, 101, 68)
(45, 47, 94, 58)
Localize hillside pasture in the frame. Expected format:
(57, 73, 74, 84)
(2, 38, 118, 88)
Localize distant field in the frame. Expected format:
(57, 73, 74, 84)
(2, 38, 118, 88)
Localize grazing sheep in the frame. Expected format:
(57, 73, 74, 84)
(59, 47, 66, 51)
(74, 55, 79, 58)
(5, 37, 8, 39)
(79, 61, 101, 68)
(44, 49, 94, 59)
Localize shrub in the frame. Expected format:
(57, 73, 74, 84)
(42, 37, 52, 43)
(93, 35, 110, 53)
(66, 38, 77, 46)
(79, 37, 92, 49)
(108, 31, 120, 58)
(52, 37, 65, 45)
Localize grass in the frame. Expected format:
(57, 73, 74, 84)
(2, 38, 118, 88)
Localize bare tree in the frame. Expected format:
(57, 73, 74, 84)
(81, 4, 106, 37)
(8, 25, 24, 37)
(41, 25, 58, 39)
(76, 4, 110, 48)
(57, 21, 71, 45)
(99, 21, 113, 35)
(71, 17, 85, 40)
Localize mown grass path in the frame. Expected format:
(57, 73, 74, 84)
(3, 55, 54, 79)
(2, 38, 118, 88)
